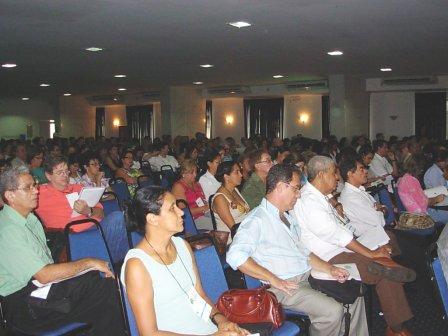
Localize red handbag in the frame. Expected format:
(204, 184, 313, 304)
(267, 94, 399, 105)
(216, 285, 284, 328)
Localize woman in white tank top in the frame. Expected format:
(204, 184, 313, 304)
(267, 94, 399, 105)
(120, 186, 248, 336)
(212, 162, 250, 244)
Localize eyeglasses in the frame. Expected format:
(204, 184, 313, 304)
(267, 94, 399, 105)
(53, 170, 70, 176)
(16, 184, 38, 192)
(284, 182, 301, 193)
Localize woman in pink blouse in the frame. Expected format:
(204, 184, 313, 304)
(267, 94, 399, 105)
(397, 157, 448, 223)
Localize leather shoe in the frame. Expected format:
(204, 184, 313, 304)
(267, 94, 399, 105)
(368, 257, 416, 282)
(385, 327, 413, 335)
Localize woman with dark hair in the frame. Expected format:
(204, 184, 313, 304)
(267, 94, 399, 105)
(115, 150, 143, 196)
(397, 156, 448, 223)
(68, 154, 82, 184)
(27, 146, 47, 184)
(212, 162, 250, 243)
(104, 144, 121, 172)
(121, 186, 247, 336)
(198, 150, 222, 200)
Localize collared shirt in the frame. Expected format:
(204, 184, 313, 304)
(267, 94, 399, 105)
(0, 205, 53, 296)
(424, 163, 446, 189)
(241, 173, 266, 210)
(80, 173, 110, 188)
(198, 170, 221, 200)
(148, 155, 179, 172)
(294, 183, 353, 261)
(437, 225, 448, 284)
(339, 182, 390, 249)
(369, 153, 394, 191)
(227, 198, 311, 280)
(36, 184, 103, 232)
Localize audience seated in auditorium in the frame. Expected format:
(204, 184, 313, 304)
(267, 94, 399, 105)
(198, 149, 222, 200)
(148, 142, 180, 172)
(172, 159, 213, 230)
(241, 149, 273, 209)
(212, 161, 249, 243)
(423, 150, 448, 189)
(228, 163, 368, 336)
(295, 156, 415, 336)
(121, 186, 248, 335)
(0, 167, 125, 335)
(339, 157, 401, 254)
(397, 156, 448, 224)
(369, 140, 399, 192)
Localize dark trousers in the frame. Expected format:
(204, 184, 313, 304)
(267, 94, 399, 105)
(330, 252, 413, 328)
(4, 271, 125, 335)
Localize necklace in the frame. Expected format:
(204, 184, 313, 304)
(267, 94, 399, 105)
(144, 235, 195, 302)
(223, 186, 249, 213)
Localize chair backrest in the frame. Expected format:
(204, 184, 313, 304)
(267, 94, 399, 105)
(160, 165, 177, 189)
(428, 244, 448, 318)
(122, 288, 139, 336)
(176, 199, 198, 236)
(101, 192, 121, 216)
(110, 178, 131, 203)
(137, 175, 155, 188)
(244, 274, 263, 289)
(128, 231, 144, 248)
(193, 245, 229, 303)
(377, 186, 396, 225)
(65, 219, 113, 265)
(99, 211, 131, 263)
(208, 194, 218, 231)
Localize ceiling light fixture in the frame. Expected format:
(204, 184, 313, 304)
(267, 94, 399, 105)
(327, 50, 344, 56)
(273, 75, 284, 79)
(380, 67, 392, 72)
(199, 64, 214, 68)
(230, 91, 236, 94)
(1, 63, 17, 68)
(228, 21, 252, 28)
(40, 83, 50, 87)
(118, 88, 127, 91)
(21, 97, 30, 101)
(114, 74, 127, 78)
(63, 93, 71, 96)
(193, 81, 203, 85)
(85, 47, 103, 52)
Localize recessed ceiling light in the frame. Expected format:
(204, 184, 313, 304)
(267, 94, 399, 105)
(21, 97, 30, 101)
(40, 83, 50, 87)
(228, 21, 252, 28)
(230, 91, 236, 94)
(193, 81, 203, 85)
(1, 63, 17, 68)
(114, 74, 127, 78)
(85, 47, 103, 52)
(273, 75, 284, 79)
(327, 50, 344, 56)
(305, 86, 310, 90)
(118, 88, 127, 91)
(63, 93, 71, 96)
(113, 98, 118, 101)
(380, 67, 392, 72)
(199, 64, 214, 68)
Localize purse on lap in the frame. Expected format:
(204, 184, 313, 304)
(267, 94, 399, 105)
(216, 285, 284, 329)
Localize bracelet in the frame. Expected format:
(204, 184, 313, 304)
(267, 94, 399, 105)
(87, 207, 93, 218)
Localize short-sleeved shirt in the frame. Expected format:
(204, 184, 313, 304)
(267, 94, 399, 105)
(0, 205, 53, 296)
(36, 184, 103, 232)
(241, 173, 266, 210)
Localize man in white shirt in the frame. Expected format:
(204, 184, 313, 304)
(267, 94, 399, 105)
(148, 142, 180, 172)
(339, 157, 401, 254)
(227, 164, 368, 336)
(295, 156, 414, 336)
(424, 150, 448, 189)
(369, 140, 398, 192)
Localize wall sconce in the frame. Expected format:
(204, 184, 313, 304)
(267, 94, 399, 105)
(389, 115, 398, 121)
(113, 119, 120, 127)
(299, 114, 309, 124)
(225, 115, 234, 125)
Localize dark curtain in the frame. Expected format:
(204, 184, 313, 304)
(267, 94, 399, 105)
(415, 92, 446, 140)
(95, 107, 105, 138)
(126, 104, 153, 141)
(322, 95, 330, 138)
(244, 98, 283, 139)
(205, 100, 212, 138)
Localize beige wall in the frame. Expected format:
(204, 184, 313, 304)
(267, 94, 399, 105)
(104, 105, 126, 138)
(59, 96, 95, 137)
(0, 98, 56, 139)
(211, 98, 244, 140)
(284, 94, 322, 139)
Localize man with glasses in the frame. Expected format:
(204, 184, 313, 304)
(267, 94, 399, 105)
(228, 163, 368, 336)
(241, 149, 274, 209)
(0, 167, 125, 335)
(295, 156, 414, 336)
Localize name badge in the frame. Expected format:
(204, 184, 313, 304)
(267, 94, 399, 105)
(196, 197, 205, 207)
(188, 287, 212, 322)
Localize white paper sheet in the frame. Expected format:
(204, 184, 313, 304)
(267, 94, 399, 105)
(66, 187, 105, 217)
(311, 263, 361, 281)
(424, 186, 448, 198)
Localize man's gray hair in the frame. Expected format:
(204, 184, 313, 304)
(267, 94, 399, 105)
(0, 166, 30, 200)
(307, 155, 335, 182)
